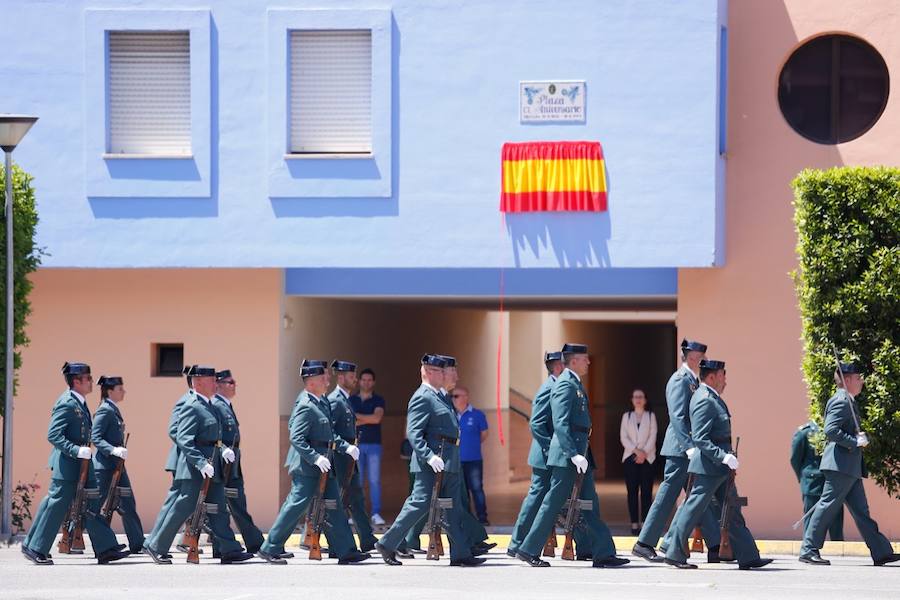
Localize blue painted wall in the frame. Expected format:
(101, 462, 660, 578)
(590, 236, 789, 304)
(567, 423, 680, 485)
(0, 0, 725, 277)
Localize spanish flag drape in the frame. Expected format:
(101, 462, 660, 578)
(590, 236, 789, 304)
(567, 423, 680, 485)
(500, 141, 607, 212)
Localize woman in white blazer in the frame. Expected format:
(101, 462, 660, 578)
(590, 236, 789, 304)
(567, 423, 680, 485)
(620, 388, 658, 534)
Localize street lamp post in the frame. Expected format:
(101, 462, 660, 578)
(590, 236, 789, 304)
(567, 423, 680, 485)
(1, 114, 38, 542)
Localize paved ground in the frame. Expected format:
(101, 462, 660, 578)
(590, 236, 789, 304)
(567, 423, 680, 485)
(2, 542, 897, 600)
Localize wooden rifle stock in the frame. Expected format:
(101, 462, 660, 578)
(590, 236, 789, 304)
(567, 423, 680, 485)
(718, 437, 741, 562)
(561, 471, 585, 561)
(542, 531, 557, 557)
(425, 470, 446, 560)
(183, 476, 212, 564)
(58, 450, 90, 554)
(684, 474, 704, 553)
(307, 468, 330, 561)
(101, 433, 129, 524)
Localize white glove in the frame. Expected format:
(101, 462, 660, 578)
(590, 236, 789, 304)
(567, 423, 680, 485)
(200, 463, 215, 479)
(77, 446, 92, 460)
(856, 432, 870, 448)
(315, 456, 332, 473)
(427, 455, 445, 473)
(111, 447, 128, 459)
(221, 447, 236, 464)
(722, 453, 739, 470)
(686, 447, 698, 459)
(570, 454, 589, 474)
(346, 444, 360, 461)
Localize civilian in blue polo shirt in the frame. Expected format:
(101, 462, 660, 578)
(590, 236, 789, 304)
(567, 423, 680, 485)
(349, 368, 386, 526)
(452, 385, 490, 524)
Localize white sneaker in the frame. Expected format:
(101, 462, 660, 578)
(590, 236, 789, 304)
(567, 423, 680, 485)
(371, 513, 385, 526)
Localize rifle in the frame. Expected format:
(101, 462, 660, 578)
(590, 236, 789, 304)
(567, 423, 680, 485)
(306, 448, 336, 561)
(183, 445, 220, 564)
(340, 458, 358, 537)
(542, 530, 557, 558)
(560, 471, 592, 560)
(58, 446, 99, 554)
(718, 437, 748, 562)
(101, 433, 131, 525)
(425, 441, 453, 560)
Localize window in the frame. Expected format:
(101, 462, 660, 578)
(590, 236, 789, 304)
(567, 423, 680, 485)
(778, 35, 889, 144)
(289, 30, 372, 154)
(108, 31, 191, 155)
(153, 343, 184, 377)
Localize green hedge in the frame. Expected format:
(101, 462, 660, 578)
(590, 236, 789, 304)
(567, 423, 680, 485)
(0, 161, 43, 414)
(792, 166, 900, 497)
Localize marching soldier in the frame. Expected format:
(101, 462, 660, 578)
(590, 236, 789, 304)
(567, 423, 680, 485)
(402, 355, 494, 557)
(210, 369, 265, 555)
(21, 363, 130, 565)
(92, 375, 145, 554)
(327, 360, 378, 553)
(634, 338, 721, 562)
(799, 362, 899, 566)
(515, 344, 628, 569)
(141, 365, 253, 564)
(509, 350, 586, 557)
(256, 360, 370, 565)
(376, 354, 485, 567)
(664, 359, 771, 569)
(790, 420, 843, 542)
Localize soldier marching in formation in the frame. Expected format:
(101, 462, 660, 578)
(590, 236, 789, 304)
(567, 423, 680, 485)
(19, 344, 899, 569)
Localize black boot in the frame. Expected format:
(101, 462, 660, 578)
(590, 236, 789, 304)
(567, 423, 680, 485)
(376, 542, 402, 566)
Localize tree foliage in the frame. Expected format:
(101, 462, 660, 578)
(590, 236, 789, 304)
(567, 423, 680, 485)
(792, 166, 900, 496)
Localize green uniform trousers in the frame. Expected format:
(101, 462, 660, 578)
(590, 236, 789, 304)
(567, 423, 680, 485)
(401, 471, 485, 551)
(520, 466, 616, 560)
(334, 453, 377, 548)
(96, 469, 145, 551)
(800, 471, 893, 560)
(24, 477, 119, 556)
(260, 471, 356, 558)
(665, 472, 759, 564)
(803, 494, 843, 542)
(145, 475, 179, 550)
(210, 475, 265, 554)
(380, 468, 472, 561)
(639, 456, 721, 550)
(509, 467, 589, 554)
(144, 478, 242, 556)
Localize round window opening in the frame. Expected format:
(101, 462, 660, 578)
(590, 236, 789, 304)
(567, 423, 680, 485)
(778, 34, 889, 144)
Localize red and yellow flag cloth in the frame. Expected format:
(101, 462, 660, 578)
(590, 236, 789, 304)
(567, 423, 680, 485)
(500, 141, 607, 212)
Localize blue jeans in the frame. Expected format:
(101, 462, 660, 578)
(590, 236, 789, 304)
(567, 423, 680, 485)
(461, 459, 488, 521)
(358, 443, 382, 514)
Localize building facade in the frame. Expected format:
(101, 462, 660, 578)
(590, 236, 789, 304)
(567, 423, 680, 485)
(1, 0, 897, 538)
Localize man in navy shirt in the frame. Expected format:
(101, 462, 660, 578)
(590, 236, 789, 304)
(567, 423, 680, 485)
(453, 385, 490, 524)
(349, 368, 386, 525)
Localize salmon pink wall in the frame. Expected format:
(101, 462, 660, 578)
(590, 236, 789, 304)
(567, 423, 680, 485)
(8, 269, 283, 530)
(679, 0, 900, 538)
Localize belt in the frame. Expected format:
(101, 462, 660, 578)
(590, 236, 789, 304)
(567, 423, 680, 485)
(712, 436, 732, 444)
(309, 440, 334, 449)
(344, 437, 357, 445)
(195, 441, 219, 447)
(436, 434, 459, 446)
(572, 426, 592, 434)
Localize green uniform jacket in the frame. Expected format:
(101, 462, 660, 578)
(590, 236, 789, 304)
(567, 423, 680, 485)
(527, 375, 556, 469)
(164, 391, 192, 473)
(819, 390, 867, 479)
(546, 369, 593, 469)
(687, 383, 733, 476)
(327, 388, 358, 446)
(47, 391, 94, 481)
(284, 391, 339, 478)
(660, 366, 698, 458)
(91, 399, 126, 471)
(407, 383, 461, 474)
(790, 421, 826, 497)
(211, 394, 242, 480)
(173, 394, 223, 482)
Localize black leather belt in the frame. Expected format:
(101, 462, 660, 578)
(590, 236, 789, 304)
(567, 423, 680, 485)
(573, 426, 592, 434)
(344, 437, 357, 445)
(436, 435, 459, 446)
(310, 440, 333, 449)
(712, 436, 732, 444)
(196, 441, 218, 447)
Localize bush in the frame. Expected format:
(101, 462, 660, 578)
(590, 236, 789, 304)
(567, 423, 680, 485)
(792, 166, 900, 496)
(0, 161, 43, 414)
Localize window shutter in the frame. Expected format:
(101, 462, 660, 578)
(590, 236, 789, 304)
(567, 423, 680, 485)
(290, 30, 372, 154)
(107, 31, 191, 155)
